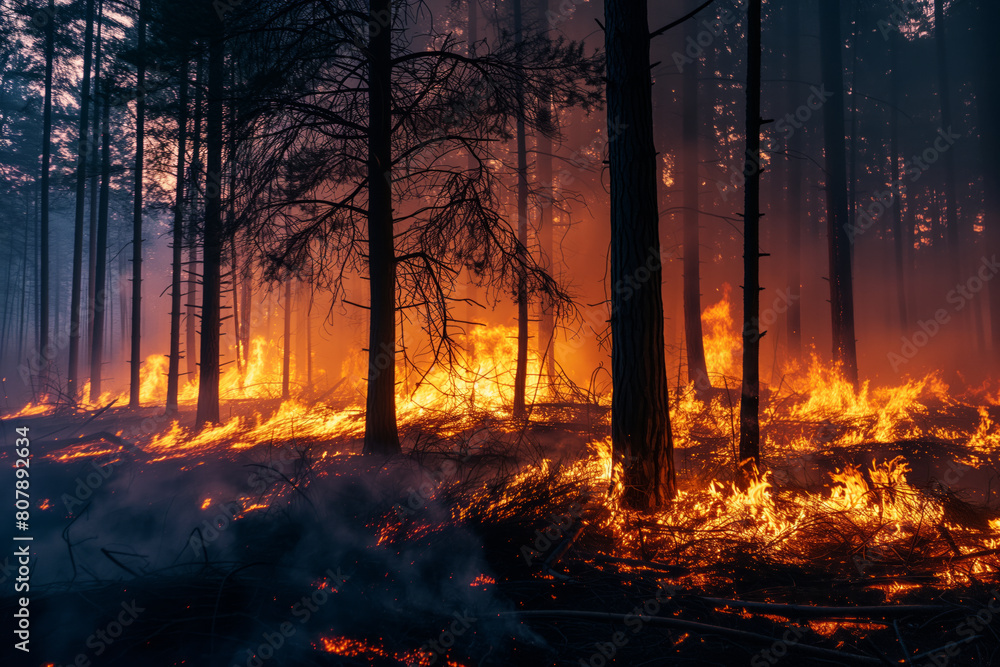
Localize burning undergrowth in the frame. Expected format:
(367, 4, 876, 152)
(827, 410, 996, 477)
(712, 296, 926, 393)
(8, 320, 1000, 664)
(6, 401, 1000, 665)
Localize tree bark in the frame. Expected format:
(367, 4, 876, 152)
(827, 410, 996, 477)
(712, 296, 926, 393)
(682, 15, 709, 394)
(195, 30, 224, 428)
(785, 0, 802, 356)
(362, 0, 400, 456)
(86, 0, 104, 373)
(605, 0, 676, 507)
(934, 0, 959, 279)
(89, 56, 112, 402)
(819, 0, 859, 388)
(38, 0, 54, 389)
(69, 0, 96, 401)
(128, 0, 145, 408)
(738, 0, 763, 475)
(167, 60, 189, 414)
(512, 0, 529, 420)
(889, 32, 908, 333)
(187, 54, 204, 380)
(282, 277, 291, 399)
(537, 0, 556, 391)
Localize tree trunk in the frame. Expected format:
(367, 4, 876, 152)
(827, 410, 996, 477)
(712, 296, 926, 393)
(537, 0, 556, 391)
(167, 61, 189, 414)
(187, 54, 204, 381)
(511, 0, 529, 420)
(785, 0, 802, 356)
(128, 0, 145, 408)
(935, 0, 959, 278)
(889, 32, 908, 332)
(68, 0, 96, 401)
(282, 277, 291, 399)
(86, 0, 104, 372)
(195, 31, 224, 428)
(38, 0, 54, 390)
(682, 15, 709, 394)
(738, 0, 763, 475)
(362, 0, 400, 456)
(89, 61, 112, 402)
(819, 0, 859, 388)
(605, 0, 676, 507)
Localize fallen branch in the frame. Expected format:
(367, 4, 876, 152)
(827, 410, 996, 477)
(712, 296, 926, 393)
(697, 597, 948, 621)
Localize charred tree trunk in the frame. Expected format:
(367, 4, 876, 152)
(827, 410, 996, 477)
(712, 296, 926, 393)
(819, 0, 859, 388)
(68, 0, 96, 401)
(195, 31, 224, 428)
(465, 0, 479, 368)
(38, 0, 54, 387)
(89, 63, 112, 401)
(605, 0, 676, 507)
(785, 0, 802, 356)
(889, 32, 908, 332)
(167, 62, 189, 414)
(682, 16, 709, 394)
(128, 0, 145, 408)
(537, 0, 556, 391)
(187, 54, 204, 381)
(282, 277, 291, 399)
(362, 0, 400, 456)
(738, 0, 763, 475)
(935, 0, 959, 279)
(86, 0, 104, 372)
(512, 0, 529, 420)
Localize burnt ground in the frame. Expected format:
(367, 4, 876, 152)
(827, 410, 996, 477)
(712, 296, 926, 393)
(2, 395, 1000, 666)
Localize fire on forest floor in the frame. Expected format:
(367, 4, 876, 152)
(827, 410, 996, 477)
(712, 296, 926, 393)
(8, 308, 1000, 664)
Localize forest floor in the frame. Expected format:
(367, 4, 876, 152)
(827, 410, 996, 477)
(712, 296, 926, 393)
(3, 390, 1000, 666)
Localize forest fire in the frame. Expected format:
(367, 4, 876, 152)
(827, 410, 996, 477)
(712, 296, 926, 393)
(4, 0, 1000, 665)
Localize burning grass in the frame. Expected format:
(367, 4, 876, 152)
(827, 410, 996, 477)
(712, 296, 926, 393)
(9, 310, 1000, 663)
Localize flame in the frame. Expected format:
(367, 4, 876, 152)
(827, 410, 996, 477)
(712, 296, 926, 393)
(317, 637, 467, 666)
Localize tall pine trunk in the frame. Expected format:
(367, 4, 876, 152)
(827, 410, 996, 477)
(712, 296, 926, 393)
(511, 0, 529, 420)
(605, 0, 676, 507)
(682, 15, 709, 393)
(785, 0, 802, 356)
(38, 0, 54, 389)
(187, 54, 204, 380)
(86, 0, 104, 371)
(128, 0, 146, 407)
(167, 61, 189, 414)
(738, 0, 763, 474)
(68, 0, 96, 400)
(362, 0, 400, 456)
(935, 0, 959, 278)
(195, 31, 224, 428)
(819, 0, 859, 388)
(537, 0, 556, 390)
(889, 32, 908, 332)
(89, 61, 112, 401)
(282, 278, 291, 399)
